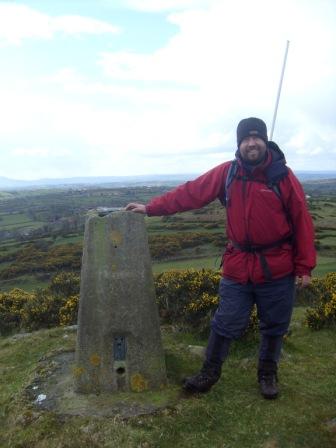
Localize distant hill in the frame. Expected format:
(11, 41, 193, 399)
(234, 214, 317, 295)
(0, 171, 336, 190)
(301, 177, 336, 195)
(295, 171, 336, 181)
(0, 174, 191, 190)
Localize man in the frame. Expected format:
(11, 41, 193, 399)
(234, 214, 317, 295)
(126, 117, 316, 399)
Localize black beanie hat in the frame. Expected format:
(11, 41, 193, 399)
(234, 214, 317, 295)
(236, 117, 268, 147)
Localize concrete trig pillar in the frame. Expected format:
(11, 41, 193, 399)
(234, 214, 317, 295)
(74, 210, 167, 393)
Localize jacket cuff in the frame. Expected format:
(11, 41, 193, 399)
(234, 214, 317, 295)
(145, 204, 153, 216)
(294, 268, 312, 277)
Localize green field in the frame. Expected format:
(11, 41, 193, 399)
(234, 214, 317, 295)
(0, 212, 44, 229)
(153, 255, 222, 273)
(154, 254, 336, 277)
(313, 255, 336, 277)
(0, 275, 50, 292)
(0, 184, 335, 293)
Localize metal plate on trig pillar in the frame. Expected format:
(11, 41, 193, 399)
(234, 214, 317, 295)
(113, 336, 126, 361)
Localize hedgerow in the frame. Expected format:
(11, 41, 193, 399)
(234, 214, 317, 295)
(149, 233, 226, 259)
(0, 242, 82, 279)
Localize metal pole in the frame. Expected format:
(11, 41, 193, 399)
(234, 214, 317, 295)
(270, 40, 290, 140)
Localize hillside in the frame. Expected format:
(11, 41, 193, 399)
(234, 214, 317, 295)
(0, 182, 335, 293)
(0, 307, 335, 447)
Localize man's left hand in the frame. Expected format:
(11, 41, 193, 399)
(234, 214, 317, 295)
(295, 275, 311, 288)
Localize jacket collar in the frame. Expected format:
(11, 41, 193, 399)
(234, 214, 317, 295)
(235, 141, 288, 182)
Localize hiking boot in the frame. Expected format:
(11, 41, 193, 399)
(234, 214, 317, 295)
(182, 364, 221, 394)
(258, 360, 279, 400)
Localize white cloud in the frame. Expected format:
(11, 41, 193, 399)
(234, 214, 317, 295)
(97, 0, 336, 163)
(1, 0, 336, 178)
(285, 132, 307, 149)
(0, 3, 119, 45)
(122, 0, 207, 12)
(12, 147, 51, 157)
(52, 15, 120, 36)
(12, 147, 71, 157)
(111, 1, 334, 96)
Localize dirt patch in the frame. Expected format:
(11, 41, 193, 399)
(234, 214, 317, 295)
(25, 350, 178, 418)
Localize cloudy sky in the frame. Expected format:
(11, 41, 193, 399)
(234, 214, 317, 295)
(1, 0, 335, 180)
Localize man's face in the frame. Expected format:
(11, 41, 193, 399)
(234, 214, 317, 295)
(239, 135, 267, 164)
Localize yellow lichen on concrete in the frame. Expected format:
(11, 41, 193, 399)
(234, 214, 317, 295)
(130, 373, 148, 392)
(89, 354, 101, 367)
(111, 230, 123, 247)
(72, 366, 85, 377)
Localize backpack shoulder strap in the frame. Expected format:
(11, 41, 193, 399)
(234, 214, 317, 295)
(267, 176, 293, 229)
(219, 160, 238, 207)
(267, 181, 281, 199)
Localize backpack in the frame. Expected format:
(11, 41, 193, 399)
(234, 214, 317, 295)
(221, 159, 285, 208)
(219, 158, 292, 281)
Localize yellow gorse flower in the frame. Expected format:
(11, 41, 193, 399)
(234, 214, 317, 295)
(305, 273, 336, 330)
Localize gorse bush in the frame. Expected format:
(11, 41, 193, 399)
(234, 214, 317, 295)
(0, 243, 82, 279)
(21, 272, 80, 330)
(305, 273, 336, 330)
(155, 269, 221, 335)
(155, 269, 258, 336)
(0, 272, 80, 334)
(49, 271, 80, 298)
(0, 269, 260, 336)
(20, 290, 68, 331)
(0, 288, 34, 335)
(59, 295, 79, 326)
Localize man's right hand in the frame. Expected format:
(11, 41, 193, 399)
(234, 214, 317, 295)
(125, 203, 147, 214)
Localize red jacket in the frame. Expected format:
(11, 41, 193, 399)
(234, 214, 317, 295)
(146, 146, 316, 284)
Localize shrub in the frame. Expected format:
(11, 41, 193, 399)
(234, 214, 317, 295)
(305, 273, 336, 330)
(49, 271, 80, 297)
(0, 272, 80, 334)
(59, 294, 79, 326)
(155, 269, 258, 336)
(21, 289, 67, 331)
(149, 232, 225, 260)
(0, 289, 34, 335)
(305, 293, 336, 330)
(0, 243, 82, 279)
(155, 269, 220, 331)
(21, 272, 81, 330)
(0, 269, 260, 336)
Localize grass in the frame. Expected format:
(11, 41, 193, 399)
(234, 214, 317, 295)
(0, 261, 12, 271)
(153, 255, 336, 277)
(0, 308, 335, 447)
(0, 212, 35, 227)
(0, 275, 51, 292)
(53, 234, 84, 245)
(313, 255, 336, 277)
(152, 255, 222, 273)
